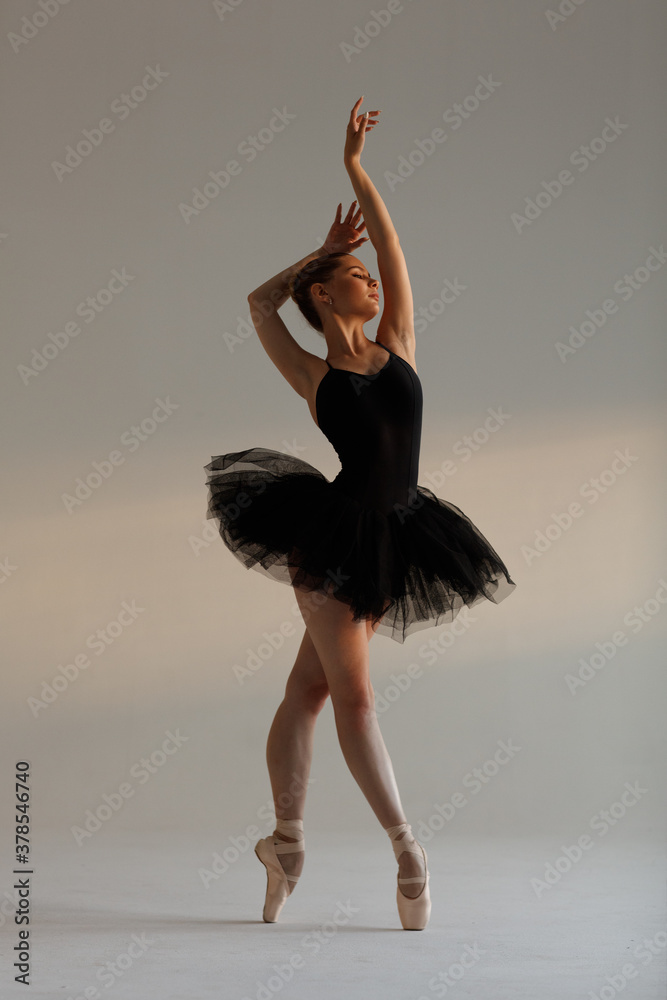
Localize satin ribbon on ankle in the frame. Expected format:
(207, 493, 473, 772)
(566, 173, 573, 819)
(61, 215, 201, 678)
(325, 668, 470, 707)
(274, 818, 304, 842)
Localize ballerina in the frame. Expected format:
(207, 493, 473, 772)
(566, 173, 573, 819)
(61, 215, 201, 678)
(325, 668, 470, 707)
(205, 96, 516, 929)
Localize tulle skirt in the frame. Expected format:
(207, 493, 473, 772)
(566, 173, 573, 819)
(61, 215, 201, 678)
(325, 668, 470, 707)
(204, 447, 516, 643)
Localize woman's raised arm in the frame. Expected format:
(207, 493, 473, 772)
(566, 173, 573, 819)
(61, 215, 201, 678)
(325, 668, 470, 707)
(344, 98, 415, 346)
(343, 99, 397, 245)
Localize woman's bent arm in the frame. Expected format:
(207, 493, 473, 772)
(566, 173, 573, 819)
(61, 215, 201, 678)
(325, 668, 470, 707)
(247, 245, 328, 321)
(247, 246, 335, 399)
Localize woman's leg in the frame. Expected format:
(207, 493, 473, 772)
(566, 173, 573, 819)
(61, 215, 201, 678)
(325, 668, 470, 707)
(265, 602, 383, 825)
(264, 625, 330, 888)
(291, 586, 425, 896)
(266, 625, 330, 822)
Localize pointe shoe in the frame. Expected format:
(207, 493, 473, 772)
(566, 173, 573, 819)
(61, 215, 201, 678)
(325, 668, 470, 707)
(254, 818, 305, 923)
(385, 822, 431, 930)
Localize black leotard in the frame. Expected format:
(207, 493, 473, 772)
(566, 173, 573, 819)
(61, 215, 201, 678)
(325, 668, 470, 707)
(316, 343, 421, 515)
(205, 341, 515, 643)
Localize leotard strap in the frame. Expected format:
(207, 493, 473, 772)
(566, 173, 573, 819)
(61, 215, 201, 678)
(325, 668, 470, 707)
(324, 343, 391, 372)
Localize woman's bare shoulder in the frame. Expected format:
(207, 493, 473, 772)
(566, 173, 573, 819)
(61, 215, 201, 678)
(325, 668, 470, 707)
(376, 334, 417, 374)
(298, 349, 330, 394)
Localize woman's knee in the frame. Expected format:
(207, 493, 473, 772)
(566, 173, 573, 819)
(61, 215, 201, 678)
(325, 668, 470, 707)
(291, 586, 375, 715)
(330, 683, 375, 726)
(285, 672, 330, 712)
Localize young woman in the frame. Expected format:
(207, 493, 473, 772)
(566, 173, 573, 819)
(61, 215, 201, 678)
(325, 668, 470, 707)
(205, 97, 516, 930)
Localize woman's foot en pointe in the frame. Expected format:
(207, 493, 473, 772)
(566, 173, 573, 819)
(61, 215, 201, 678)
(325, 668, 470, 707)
(254, 818, 305, 922)
(385, 822, 431, 930)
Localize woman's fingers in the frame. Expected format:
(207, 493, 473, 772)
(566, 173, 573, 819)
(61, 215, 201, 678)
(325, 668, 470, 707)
(349, 96, 363, 123)
(345, 203, 365, 231)
(350, 97, 376, 123)
(341, 199, 365, 226)
(356, 111, 381, 130)
(348, 97, 381, 134)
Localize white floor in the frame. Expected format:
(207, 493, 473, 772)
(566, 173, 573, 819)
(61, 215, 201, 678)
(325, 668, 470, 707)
(12, 830, 666, 1000)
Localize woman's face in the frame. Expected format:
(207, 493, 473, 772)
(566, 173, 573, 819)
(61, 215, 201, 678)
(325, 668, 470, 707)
(320, 257, 380, 321)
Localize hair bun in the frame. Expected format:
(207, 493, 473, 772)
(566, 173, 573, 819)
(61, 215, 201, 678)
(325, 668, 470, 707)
(285, 252, 349, 335)
(288, 270, 303, 297)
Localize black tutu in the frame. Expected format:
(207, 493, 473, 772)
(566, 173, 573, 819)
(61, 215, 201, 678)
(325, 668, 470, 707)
(204, 446, 516, 644)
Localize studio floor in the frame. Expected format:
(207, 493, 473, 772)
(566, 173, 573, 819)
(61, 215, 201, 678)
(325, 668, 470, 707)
(11, 829, 666, 1000)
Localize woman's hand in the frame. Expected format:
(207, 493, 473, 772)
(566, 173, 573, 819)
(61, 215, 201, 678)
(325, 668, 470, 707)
(343, 96, 381, 166)
(322, 200, 369, 254)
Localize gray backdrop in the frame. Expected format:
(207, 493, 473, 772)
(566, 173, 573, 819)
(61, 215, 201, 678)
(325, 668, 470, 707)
(2, 0, 665, 873)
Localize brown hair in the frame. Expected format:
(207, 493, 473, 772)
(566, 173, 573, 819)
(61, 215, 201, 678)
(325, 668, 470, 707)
(287, 252, 352, 335)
